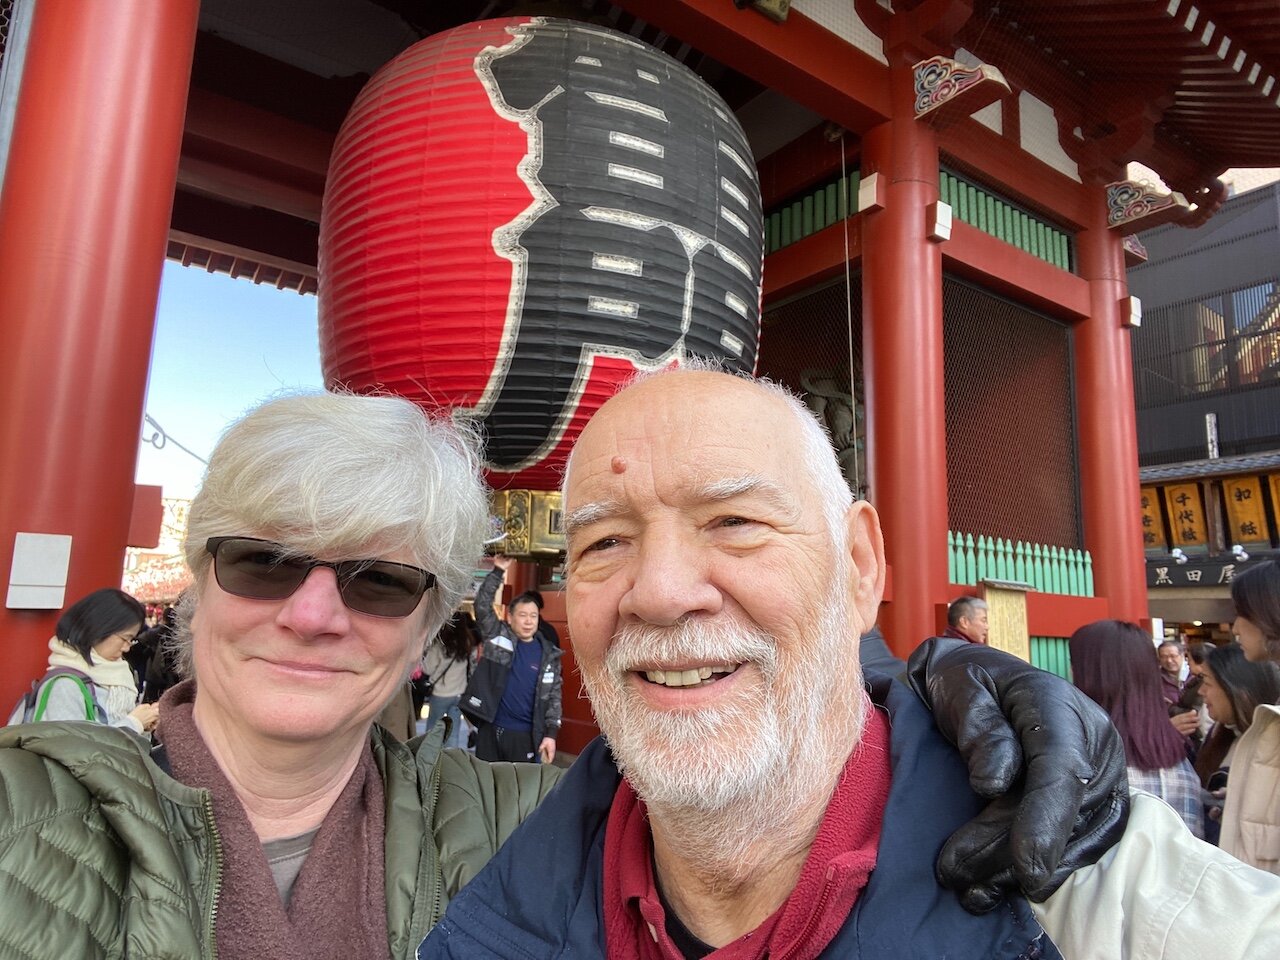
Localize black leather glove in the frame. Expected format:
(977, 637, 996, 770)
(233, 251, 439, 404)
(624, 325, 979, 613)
(907, 637, 1129, 914)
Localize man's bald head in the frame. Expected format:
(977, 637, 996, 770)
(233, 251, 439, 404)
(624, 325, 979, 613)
(565, 368, 853, 538)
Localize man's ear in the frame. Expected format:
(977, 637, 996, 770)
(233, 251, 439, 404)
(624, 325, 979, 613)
(844, 500, 886, 629)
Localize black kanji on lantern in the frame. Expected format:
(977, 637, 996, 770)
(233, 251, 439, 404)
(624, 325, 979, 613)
(471, 20, 763, 469)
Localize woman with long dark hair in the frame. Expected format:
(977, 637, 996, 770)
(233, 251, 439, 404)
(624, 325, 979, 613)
(1218, 560, 1280, 872)
(1069, 619, 1203, 837)
(1231, 559, 1280, 664)
(1193, 643, 1280, 839)
(419, 611, 477, 749)
(25, 588, 159, 733)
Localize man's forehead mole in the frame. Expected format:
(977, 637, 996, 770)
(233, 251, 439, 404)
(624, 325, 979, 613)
(611, 456, 627, 474)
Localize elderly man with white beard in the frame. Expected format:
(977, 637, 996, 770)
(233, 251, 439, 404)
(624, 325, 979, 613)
(422, 369, 1280, 960)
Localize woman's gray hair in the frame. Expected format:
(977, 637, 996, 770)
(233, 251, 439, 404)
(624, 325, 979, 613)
(171, 391, 490, 676)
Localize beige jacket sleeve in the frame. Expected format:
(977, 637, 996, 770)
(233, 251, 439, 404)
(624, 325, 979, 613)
(1032, 792, 1280, 959)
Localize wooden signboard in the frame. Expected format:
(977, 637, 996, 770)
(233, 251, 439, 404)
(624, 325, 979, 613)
(1162, 483, 1207, 550)
(1140, 486, 1167, 552)
(1223, 476, 1269, 546)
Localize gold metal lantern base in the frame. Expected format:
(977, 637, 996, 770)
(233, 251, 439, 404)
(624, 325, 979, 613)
(490, 490, 564, 559)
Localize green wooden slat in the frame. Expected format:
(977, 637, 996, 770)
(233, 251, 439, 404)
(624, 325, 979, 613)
(938, 169, 1076, 270)
(964, 533, 976, 585)
(1030, 543, 1044, 591)
(802, 195, 814, 238)
(849, 171, 860, 208)
(947, 530, 957, 583)
(780, 207, 792, 247)
(1084, 551, 1094, 597)
(1014, 541, 1027, 584)
(813, 189, 827, 232)
(825, 183, 838, 225)
(1030, 636, 1072, 681)
(791, 201, 803, 240)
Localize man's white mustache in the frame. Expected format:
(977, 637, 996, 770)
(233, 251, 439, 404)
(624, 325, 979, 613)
(605, 617, 778, 678)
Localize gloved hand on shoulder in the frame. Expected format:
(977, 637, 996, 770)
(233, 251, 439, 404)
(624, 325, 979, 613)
(907, 637, 1129, 914)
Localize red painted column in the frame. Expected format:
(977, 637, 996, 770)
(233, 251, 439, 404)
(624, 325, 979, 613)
(0, 0, 199, 707)
(1074, 193, 1149, 622)
(860, 67, 951, 658)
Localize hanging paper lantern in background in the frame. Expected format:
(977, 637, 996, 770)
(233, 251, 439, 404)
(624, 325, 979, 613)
(319, 17, 763, 492)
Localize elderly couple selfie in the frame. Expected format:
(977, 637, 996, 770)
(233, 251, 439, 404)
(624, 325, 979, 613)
(1, 368, 1278, 959)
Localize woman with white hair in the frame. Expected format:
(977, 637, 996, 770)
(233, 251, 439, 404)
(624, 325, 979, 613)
(0, 391, 558, 959)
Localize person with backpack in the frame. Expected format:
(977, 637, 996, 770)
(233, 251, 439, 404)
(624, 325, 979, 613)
(12, 587, 158, 733)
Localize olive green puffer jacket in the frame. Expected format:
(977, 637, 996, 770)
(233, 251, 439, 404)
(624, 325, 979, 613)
(0, 720, 561, 960)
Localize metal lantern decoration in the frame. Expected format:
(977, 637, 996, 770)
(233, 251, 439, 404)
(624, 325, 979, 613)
(319, 17, 764, 498)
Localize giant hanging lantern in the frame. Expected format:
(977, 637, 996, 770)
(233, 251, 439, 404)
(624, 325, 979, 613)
(319, 17, 763, 498)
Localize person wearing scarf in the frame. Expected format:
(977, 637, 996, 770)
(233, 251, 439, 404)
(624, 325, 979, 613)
(34, 587, 158, 733)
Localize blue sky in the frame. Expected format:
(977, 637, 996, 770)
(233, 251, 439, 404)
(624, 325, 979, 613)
(135, 263, 323, 499)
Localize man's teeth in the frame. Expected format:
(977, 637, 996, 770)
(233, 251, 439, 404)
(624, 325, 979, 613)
(642, 665, 735, 687)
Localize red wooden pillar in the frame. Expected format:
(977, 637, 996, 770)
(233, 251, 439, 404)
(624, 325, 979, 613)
(1074, 193, 1149, 622)
(860, 69, 951, 658)
(0, 0, 199, 707)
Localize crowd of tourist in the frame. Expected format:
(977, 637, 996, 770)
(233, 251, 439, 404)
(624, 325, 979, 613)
(1057, 561, 1280, 872)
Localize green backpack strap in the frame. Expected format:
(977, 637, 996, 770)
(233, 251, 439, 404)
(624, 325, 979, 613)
(32, 673, 97, 722)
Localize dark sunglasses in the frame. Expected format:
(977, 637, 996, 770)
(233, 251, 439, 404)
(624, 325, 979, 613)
(205, 537, 435, 619)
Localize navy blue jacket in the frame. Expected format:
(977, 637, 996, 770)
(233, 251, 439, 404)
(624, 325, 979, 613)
(421, 671, 1061, 959)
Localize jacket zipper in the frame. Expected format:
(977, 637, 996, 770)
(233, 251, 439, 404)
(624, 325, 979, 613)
(202, 791, 225, 960)
(427, 753, 445, 929)
(775, 867, 836, 960)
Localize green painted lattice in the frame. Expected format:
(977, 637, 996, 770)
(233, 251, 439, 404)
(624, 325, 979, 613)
(762, 167, 1070, 270)
(947, 530, 1093, 597)
(1030, 636, 1073, 680)
(938, 170, 1072, 271)
(764, 170, 861, 255)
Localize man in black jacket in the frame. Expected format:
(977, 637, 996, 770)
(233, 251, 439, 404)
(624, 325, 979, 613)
(461, 555, 563, 762)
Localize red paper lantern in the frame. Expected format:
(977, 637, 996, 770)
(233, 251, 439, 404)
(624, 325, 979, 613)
(319, 17, 763, 490)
